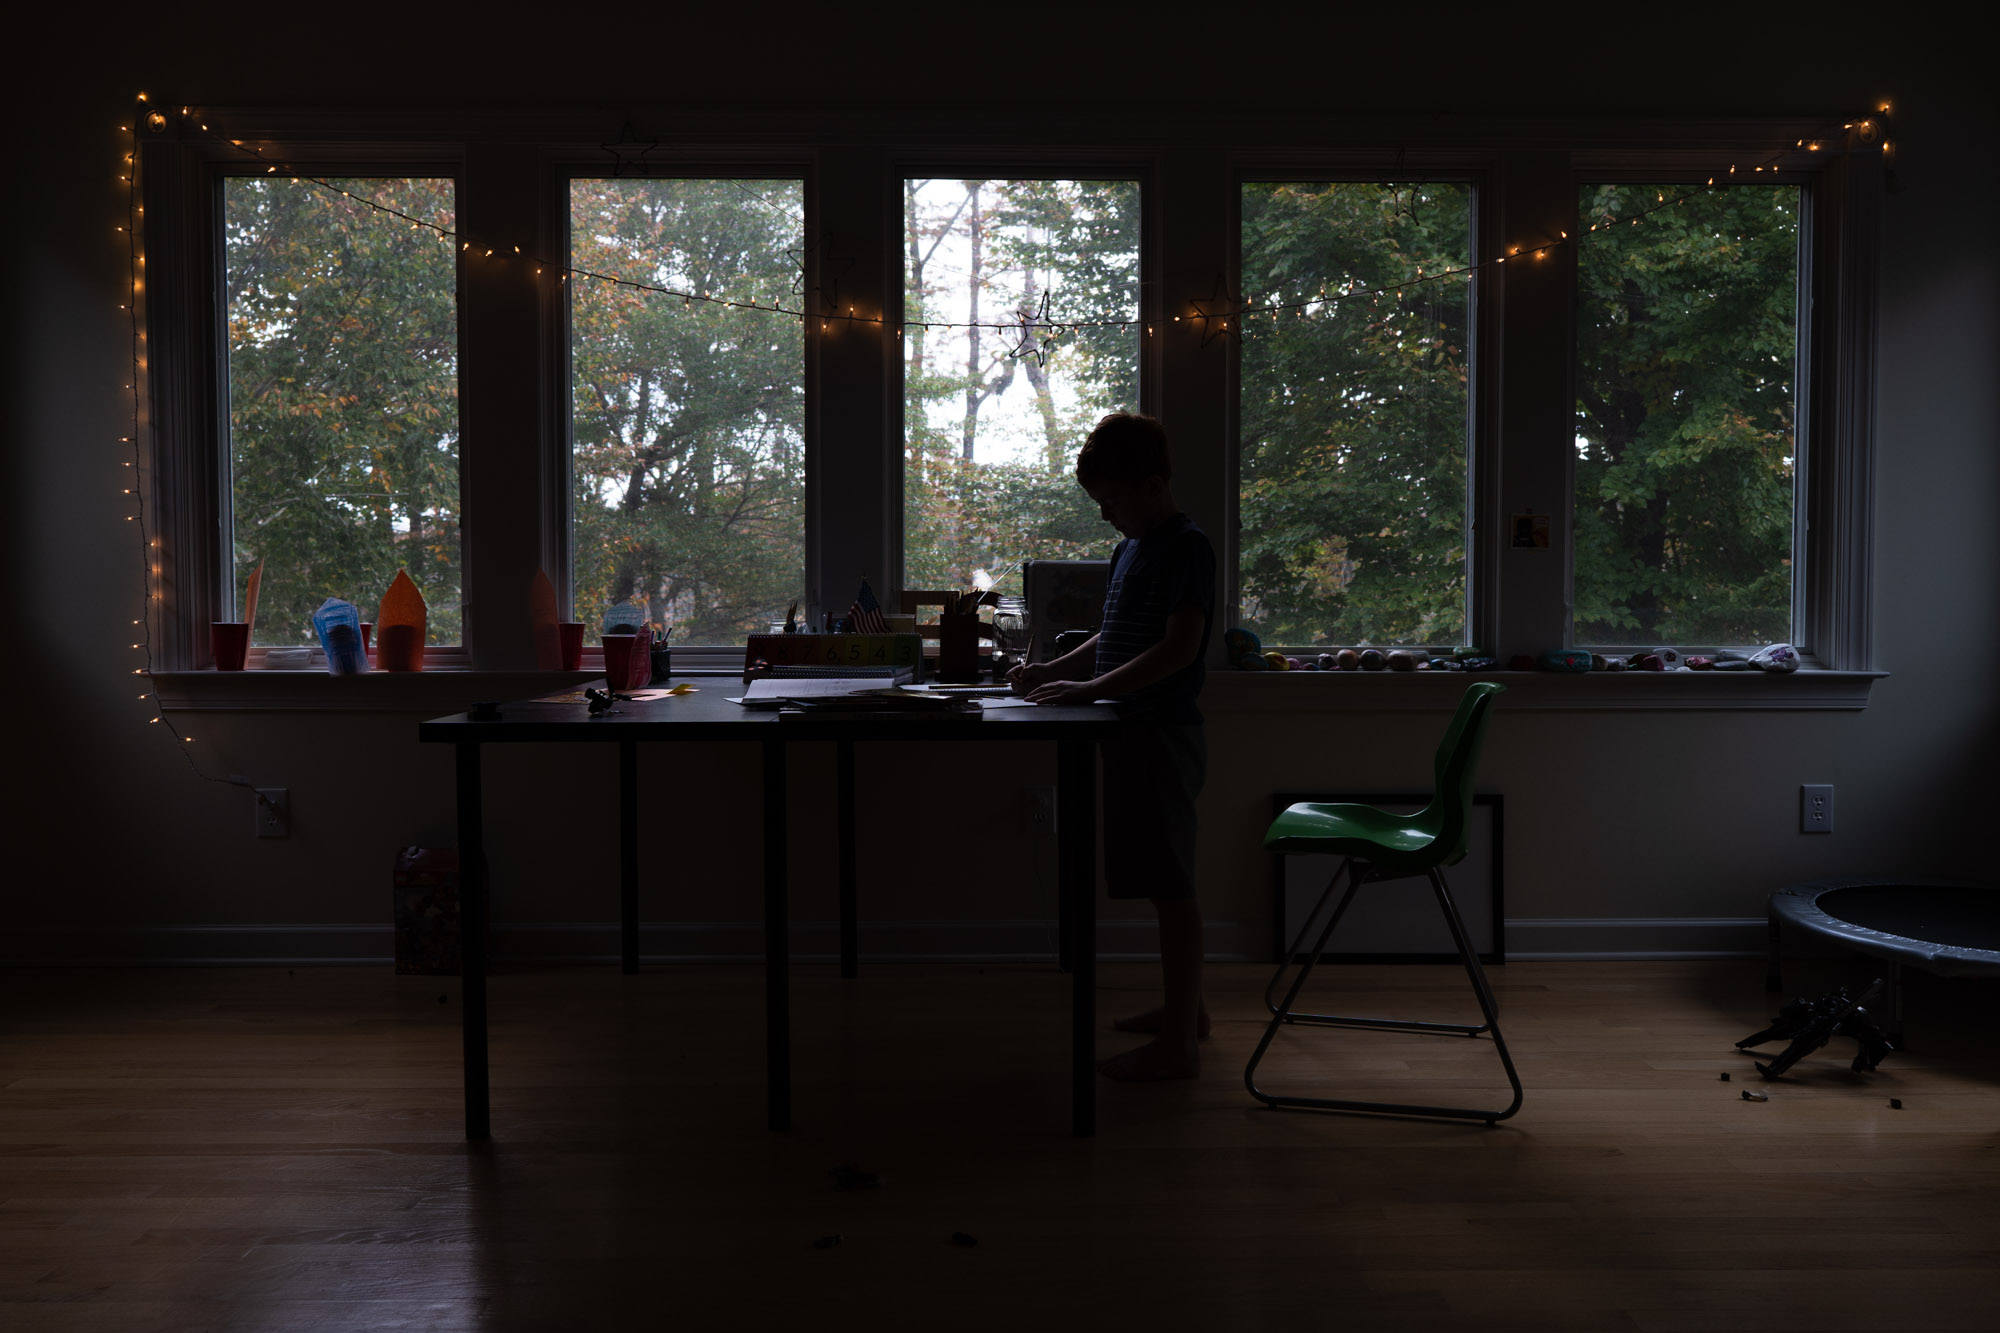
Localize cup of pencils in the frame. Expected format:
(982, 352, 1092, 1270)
(649, 626, 673, 684)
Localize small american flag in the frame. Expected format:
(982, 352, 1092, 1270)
(849, 579, 889, 635)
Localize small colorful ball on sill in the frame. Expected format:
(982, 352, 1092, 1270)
(1263, 650, 1291, 670)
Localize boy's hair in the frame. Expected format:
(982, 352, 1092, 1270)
(1076, 411, 1171, 486)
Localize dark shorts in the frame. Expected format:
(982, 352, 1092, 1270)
(1100, 721, 1206, 901)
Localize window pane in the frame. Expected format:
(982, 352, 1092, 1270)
(224, 177, 460, 645)
(1573, 183, 1799, 646)
(903, 178, 1140, 596)
(570, 179, 805, 645)
(1238, 182, 1472, 648)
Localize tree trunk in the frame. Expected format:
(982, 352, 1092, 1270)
(1018, 264, 1066, 469)
(962, 185, 983, 462)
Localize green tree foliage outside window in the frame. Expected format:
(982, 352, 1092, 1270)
(903, 179, 1140, 595)
(1573, 183, 1799, 646)
(224, 177, 461, 645)
(1239, 182, 1472, 647)
(570, 179, 805, 645)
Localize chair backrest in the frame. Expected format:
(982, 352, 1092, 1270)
(1420, 681, 1505, 866)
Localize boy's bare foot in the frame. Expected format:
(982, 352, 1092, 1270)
(1112, 1005, 1211, 1038)
(1097, 1038, 1200, 1081)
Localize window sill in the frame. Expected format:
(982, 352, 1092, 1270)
(151, 669, 605, 713)
(1203, 668, 1886, 714)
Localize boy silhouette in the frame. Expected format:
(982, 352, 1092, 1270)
(1009, 412, 1215, 1079)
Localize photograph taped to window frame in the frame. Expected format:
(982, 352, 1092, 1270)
(570, 177, 806, 648)
(1573, 182, 1800, 649)
(1238, 180, 1472, 650)
(224, 176, 461, 646)
(902, 178, 1140, 599)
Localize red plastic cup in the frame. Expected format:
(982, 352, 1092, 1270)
(602, 634, 648, 690)
(558, 622, 585, 671)
(211, 622, 250, 671)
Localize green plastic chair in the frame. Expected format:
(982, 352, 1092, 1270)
(1244, 680, 1523, 1125)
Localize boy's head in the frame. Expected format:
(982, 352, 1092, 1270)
(1076, 412, 1175, 539)
(1075, 411, 1171, 489)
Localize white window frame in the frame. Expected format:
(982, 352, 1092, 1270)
(139, 112, 1881, 714)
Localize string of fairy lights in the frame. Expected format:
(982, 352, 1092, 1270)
(115, 92, 1892, 767)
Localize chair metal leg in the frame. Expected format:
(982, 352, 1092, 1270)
(1263, 856, 1357, 1017)
(1245, 863, 1524, 1125)
(1267, 860, 1492, 1037)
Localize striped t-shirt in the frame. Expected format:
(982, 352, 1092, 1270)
(1093, 513, 1216, 722)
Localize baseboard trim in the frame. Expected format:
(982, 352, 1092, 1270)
(1502, 916, 1767, 960)
(6, 916, 1770, 967)
(5, 919, 1264, 967)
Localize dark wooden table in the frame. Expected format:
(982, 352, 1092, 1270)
(418, 686, 1121, 1139)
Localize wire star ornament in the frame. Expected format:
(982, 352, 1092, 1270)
(1188, 275, 1255, 348)
(598, 121, 658, 178)
(785, 229, 858, 317)
(1004, 291, 1070, 365)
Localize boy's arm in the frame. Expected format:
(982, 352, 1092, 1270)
(1007, 633, 1099, 690)
(1024, 604, 1203, 705)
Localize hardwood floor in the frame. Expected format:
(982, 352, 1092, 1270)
(3, 959, 1996, 1331)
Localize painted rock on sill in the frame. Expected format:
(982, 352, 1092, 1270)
(1750, 643, 1801, 673)
(1539, 649, 1593, 673)
(1358, 649, 1388, 671)
(1388, 650, 1424, 672)
(1335, 648, 1361, 671)
(1224, 627, 1262, 667)
(1685, 655, 1715, 670)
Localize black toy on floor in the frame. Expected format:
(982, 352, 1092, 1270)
(1737, 978, 1899, 1078)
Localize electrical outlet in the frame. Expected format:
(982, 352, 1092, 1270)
(1800, 784, 1834, 834)
(256, 788, 291, 839)
(1022, 785, 1056, 837)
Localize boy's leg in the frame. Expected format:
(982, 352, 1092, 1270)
(1099, 896, 1204, 1081)
(1112, 895, 1212, 1037)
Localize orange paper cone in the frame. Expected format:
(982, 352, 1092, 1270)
(529, 569, 561, 670)
(375, 570, 428, 671)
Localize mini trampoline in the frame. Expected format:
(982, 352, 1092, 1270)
(1766, 879, 2000, 1039)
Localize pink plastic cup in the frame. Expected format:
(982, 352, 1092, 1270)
(558, 622, 585, 671)
(602, 634, 648, 690)
(211, 622, 250, 671)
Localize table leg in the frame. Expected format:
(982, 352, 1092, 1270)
(1058, 738, 1097, 1137)
(837, 739, 858, 979)
(620, 740, 640, 975)
(764, 739, 792, 1131)
(456, 742, 490, 1140)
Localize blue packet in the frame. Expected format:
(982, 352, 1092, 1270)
(311, 597, 370, 675)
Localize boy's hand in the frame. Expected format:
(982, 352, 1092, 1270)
(1007, 661, 1055, 693)
(1024, 679, 1096, 707)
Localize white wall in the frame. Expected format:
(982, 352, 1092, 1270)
(9, 9, 1995, 963)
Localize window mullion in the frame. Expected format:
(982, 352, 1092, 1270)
(458, 143, 547, 669)
(1489, 151, 1574, 663)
